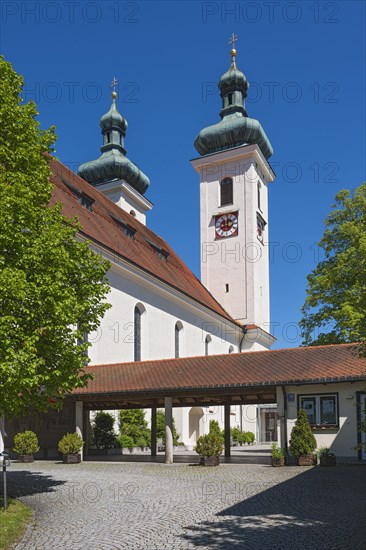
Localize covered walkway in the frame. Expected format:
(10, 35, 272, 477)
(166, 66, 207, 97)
(70, 343, 366, 463)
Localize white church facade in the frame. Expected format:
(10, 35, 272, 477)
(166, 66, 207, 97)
(71, 42, 277, 447)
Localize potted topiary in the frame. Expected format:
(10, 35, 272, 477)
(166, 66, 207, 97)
(271, 443, 285, 467)
(13, 430, 39, 463)
(58, 432, 84, 463)
(245, 431, 255, 445)
(318, 447, 336, 466)
(195, 433, 224, 466)
(289, 409, 317, 466)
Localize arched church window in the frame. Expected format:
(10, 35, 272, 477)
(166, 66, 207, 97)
(134, 305, 144, 362)
(220, 177, 233, 206)
(107, 132, 111, 144)
(205, 335, 212, 356)
(257, 182, 261, 211)
(175, 321, 183, 358)
(228, 345, 234, 354)
(228, 93, 233, 105)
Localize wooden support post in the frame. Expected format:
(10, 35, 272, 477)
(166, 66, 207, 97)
(151, 407, 157, 457)
(165, 397, 173, 464)
(224, 404, 231, 457)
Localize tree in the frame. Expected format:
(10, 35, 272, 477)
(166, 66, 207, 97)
(289, 409, 317, 458)
(0, 57, 111, 417)
(156, 410, 180, 445)
(300, 183, 366, 346)
(92, 412, 117, 449)
(119, 409, 150, 446)
(209, 419, 224, 441)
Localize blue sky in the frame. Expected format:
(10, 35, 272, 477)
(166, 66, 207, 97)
(1, 1, 365, 349)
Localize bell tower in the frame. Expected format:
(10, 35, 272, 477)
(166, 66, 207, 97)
(191, 36, 275, 335)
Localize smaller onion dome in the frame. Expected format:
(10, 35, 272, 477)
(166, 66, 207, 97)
(78, 84, 150, 195)
(218, 51, 249, 97)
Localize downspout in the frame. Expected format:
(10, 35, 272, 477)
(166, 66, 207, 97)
(281, 386, 288, 461)
(239, 327, 248, 432)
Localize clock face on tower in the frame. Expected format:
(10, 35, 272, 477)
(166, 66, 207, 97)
(215, 212, 238, 239)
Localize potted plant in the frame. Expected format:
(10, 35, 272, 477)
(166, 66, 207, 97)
(13, 430, 39, 463)
(195, 433, 224, 466)
(318, 447, 336, 466)
(117, 434, 134, 453)
(58, 432, 84, 463)
(244, 431, 255, 445)
(289, 409, 317, 466)
(271, 442, 285, 467)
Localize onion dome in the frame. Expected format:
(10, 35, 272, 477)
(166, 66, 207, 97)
(78, 83, 149, 195)
(194, 38, 273, 160)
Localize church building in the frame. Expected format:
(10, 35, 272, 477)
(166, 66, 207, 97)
(3, 41, 366, 462)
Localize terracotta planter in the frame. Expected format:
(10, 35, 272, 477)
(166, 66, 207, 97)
(200, 456, 220, 467)
(320, 455, 336, 467)
(271, 457, 285, 467)
(17, 454, 34, 463)
(63, 454, 81, 464)
(296, 454, 317, 466)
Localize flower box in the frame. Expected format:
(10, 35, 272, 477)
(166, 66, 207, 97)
(63, 454, 81, 464)
(271, 457, 285, 467)
(320, 455, 336, 466)
(17, 454, 34, 463)
(296, 454, 317, 466)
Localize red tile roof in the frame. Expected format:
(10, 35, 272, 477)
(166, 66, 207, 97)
(49, 158, 235, 323)
(72, 343, 366, 396)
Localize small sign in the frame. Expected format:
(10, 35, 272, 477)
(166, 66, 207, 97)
(287, 393, 295, 402)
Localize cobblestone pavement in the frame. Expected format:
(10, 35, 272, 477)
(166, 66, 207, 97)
(5, 458, 366, 549)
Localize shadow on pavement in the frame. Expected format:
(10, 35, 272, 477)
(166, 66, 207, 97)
(181, 465, 366, 549)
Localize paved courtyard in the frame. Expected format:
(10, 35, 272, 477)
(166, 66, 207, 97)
(4, 452, 366, 550)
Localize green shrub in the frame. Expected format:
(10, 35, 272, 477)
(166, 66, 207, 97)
(245, 431, 255, 445)
(13, 431, 39, 455)
(209, 420, 224, 441)
(195, 433, 224, 458)
(271, 442, 285, 459)
(317, 446, 335, 458)
(119, 409, 151, 446)
(156, 410, 179, 445)
(92, 411, 117, 449)
(231, 426, 241, 442)
(136, 436, 147, 449)
(118, 434, 134, 448)
(58, 433, 84, 455)
(237, 431, 246, 446)
(289, 409, 317, 458)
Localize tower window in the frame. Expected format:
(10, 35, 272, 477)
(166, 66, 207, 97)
(228, 93, 233, 105)
(107, 133, 111, 143)
(225, 283, 229, 293)
(220, 177, 233, 206)
(257, 182, 261, 211)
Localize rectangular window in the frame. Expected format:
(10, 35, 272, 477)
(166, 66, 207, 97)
(298, 394, 339, 428)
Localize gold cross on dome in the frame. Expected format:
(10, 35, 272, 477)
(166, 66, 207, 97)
(111, 77, 118, 93)
(229, 33, 238, 49)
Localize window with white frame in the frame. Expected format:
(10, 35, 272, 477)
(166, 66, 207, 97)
(298, 394, 338, 427)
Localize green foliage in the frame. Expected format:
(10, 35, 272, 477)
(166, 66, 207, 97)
(58, 432, 84, 455)
(317, 446, 335, 458)
(236, 431, 246, 445)
(135, 436, 147, 449)
(289, 409, 317, 458)
(117, 434, 134, 449)
(119, 409, 150, 446)
(0, 57, 111, 416)
(0, 498, 33, 550)
(195, 433, 224, 458)
(271, 442, 285, 459)
(231, 426, 241, 442)
(244, 431, 255, 444)
(300, 183, 366, 346)
(13, 430, 39, 455)
(92, 411, 117, 449)
(209, 419, 224, 441)
(156, 410, 180, 445)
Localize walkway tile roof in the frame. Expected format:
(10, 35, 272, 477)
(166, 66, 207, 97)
(49, 158, 234, 323)
(73, 343, 366, 396)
